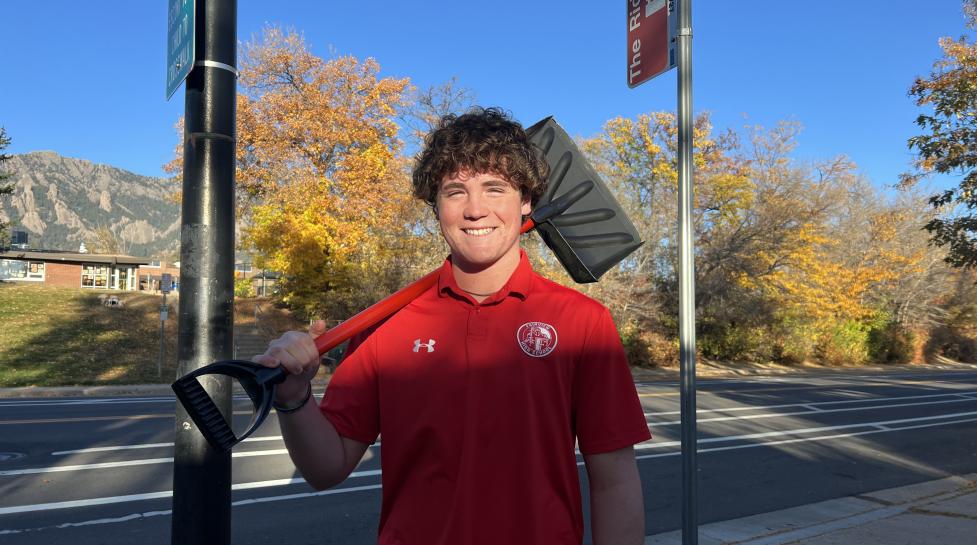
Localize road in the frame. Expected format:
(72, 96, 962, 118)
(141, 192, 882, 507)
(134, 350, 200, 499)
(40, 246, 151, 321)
(1, 368, 976, 544)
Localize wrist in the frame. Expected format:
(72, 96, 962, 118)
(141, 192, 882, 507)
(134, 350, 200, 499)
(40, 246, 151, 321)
(273, 383, 313, 413)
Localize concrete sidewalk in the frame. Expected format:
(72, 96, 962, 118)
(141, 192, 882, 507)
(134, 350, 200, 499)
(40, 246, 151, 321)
(646, 474, 977, 545)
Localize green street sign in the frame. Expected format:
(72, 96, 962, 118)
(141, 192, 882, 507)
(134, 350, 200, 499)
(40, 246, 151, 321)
(166, 0, 195, 100)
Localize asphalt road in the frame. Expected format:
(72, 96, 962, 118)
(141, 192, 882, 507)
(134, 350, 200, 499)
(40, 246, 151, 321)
(1, 368, 976, 544)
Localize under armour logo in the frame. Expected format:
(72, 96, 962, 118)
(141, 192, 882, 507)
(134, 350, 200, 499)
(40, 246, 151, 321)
(413, 338, 436, 353)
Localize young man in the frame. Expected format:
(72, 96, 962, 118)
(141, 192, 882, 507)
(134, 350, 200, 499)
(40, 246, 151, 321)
(254, 108, 651, 545)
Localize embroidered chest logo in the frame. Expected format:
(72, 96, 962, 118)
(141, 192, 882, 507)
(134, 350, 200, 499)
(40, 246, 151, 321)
(413, 338, 436, 353)
(516, 322, 558, 358)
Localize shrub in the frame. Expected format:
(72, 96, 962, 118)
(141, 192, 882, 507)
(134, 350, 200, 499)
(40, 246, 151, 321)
(925, 325, 977, 363)
(768, 314, 817, 364)
(867, 320, 916, 364)
(620, 322, 678, 368)
(698, 321, 765, 362)
(234, 277, 255, 298)
(815, 320, 870, 366)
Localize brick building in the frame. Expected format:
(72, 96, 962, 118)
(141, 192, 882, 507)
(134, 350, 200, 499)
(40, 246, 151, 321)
(0, 249, 150, 290)
(1, 249, 276, 295)
(138, 259, 181, 292)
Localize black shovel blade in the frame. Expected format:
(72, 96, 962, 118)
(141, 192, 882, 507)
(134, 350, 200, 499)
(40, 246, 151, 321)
(526, 117, 644, 283)
(172, 360, 286, 452)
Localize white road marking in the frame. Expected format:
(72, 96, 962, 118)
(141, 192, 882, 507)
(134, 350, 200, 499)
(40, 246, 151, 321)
(641, 371, 977, 388)
(0, 470, 383, 516)
(5, 396, 971, 476)
(2, 378, 975, 533)
(51, 435, 284, 456)
(1, 448, 292, 476)
(0, 394, 256, 409)
(51, 443, 175, 456)
(50, 436, 380, 456)
(635, 410, 977, 450)
(635, 416, 977, 460)
(645, 390, 977, 416)
(0, 458, 176, 476)
(650, 396, 977, 426)
(37, 392, 975, 455)
(2, 411, 974, 509)
(2, 412, 976, 532)
(0, 483, 387, 535)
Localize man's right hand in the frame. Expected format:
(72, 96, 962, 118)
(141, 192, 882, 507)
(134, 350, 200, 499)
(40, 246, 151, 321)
(252, 319, 328, 406)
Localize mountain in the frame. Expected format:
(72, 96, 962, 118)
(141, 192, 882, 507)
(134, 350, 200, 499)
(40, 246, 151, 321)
(0, 151, 181, 257)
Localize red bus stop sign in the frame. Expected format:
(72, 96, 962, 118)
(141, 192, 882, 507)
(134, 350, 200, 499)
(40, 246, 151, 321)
(627, 0, 676, 88)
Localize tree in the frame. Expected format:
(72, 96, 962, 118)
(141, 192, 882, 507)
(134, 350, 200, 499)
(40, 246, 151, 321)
(0, 127, 14, 246)
(89, 225, 132, 255)
(579, 112, 756, 363)
(581, 112, 950, 366)
(227, 27, 417, 317)
(905, 0, 977, 270)
(400, 76, 476, 146)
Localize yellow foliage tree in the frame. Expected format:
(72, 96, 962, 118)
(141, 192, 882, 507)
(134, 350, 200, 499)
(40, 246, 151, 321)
(579, 112, 752, 323)
(235, 28, 421, 317)
(580, 113, 945, 366)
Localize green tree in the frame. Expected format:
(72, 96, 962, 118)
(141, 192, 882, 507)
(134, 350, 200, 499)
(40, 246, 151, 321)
(905, 0, 977, 269)
(0, 127, 14, 246)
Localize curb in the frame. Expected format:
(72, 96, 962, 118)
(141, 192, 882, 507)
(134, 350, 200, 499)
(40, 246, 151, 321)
(0, 384, 175, 398)
(630, 362, 977, 382)
(0, 377, 335, 399)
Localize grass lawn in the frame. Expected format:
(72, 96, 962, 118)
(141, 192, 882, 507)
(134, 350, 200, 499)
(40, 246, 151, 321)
(0, 283, 304, 387)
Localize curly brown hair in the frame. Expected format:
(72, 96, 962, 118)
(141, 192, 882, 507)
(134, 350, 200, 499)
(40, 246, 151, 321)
(412, 107, 549, 208)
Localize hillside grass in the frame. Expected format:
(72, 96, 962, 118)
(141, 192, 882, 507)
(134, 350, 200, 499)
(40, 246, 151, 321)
(0, 283, 304, 387)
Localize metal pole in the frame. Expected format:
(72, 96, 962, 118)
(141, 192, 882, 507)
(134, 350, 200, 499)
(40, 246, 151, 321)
(676, 0, 698, 544)
(158, 292, 166, 378)
(171, 1, 237, 544)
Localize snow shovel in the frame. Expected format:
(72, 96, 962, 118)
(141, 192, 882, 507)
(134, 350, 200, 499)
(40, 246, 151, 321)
(172, 117, 644, 451)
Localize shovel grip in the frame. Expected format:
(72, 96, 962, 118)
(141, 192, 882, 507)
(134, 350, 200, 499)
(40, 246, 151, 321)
(312, 269, 440, 355)
(311, 219, 537, 356)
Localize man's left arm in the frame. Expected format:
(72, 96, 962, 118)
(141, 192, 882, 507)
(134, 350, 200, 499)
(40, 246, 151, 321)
(584, 445, 645, 545)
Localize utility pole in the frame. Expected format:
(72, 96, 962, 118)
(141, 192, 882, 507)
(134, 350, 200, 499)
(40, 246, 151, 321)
(158, 272, 172, 378)
(171, 1, 237, 544)
(676, 0, 699, 544)
(624, 1, 697, 540)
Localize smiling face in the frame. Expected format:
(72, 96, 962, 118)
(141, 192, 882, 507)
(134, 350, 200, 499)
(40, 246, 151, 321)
(436, 171, 531, 274)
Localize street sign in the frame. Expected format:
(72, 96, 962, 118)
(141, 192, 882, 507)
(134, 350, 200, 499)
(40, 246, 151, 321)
(626, 0, 676, 88)
(161, 273, 173, 294)
(167, 0, 195, 100)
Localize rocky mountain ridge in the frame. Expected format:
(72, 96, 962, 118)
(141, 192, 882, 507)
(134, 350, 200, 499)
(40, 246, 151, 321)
(0, 151, 181, 256)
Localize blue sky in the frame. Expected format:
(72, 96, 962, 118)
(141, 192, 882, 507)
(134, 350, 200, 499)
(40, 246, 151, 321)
(0, 1, 968, 191)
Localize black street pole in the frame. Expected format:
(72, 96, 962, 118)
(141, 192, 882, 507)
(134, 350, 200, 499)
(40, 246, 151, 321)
(171, 1, 237, 544)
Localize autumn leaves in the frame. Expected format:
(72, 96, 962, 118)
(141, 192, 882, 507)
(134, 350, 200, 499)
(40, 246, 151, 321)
(163, 24, 975, 366)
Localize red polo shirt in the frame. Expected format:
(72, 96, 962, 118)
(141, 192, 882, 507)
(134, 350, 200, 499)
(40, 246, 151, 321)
(320, 250, 651, 545)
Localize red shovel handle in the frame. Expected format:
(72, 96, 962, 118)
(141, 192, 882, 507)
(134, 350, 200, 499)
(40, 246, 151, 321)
(312, 218, 537, 355)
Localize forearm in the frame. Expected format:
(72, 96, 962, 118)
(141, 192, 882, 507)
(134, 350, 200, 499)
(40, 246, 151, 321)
(586, 447, 646, 545)
(590, 477, 645, 545)
(276, 396, 349, 490)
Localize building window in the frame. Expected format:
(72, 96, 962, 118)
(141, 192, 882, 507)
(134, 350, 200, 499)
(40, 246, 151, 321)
(0, 259, 45, 281)
(82, 264, 110, 288)
(146, 260, 161, 268)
